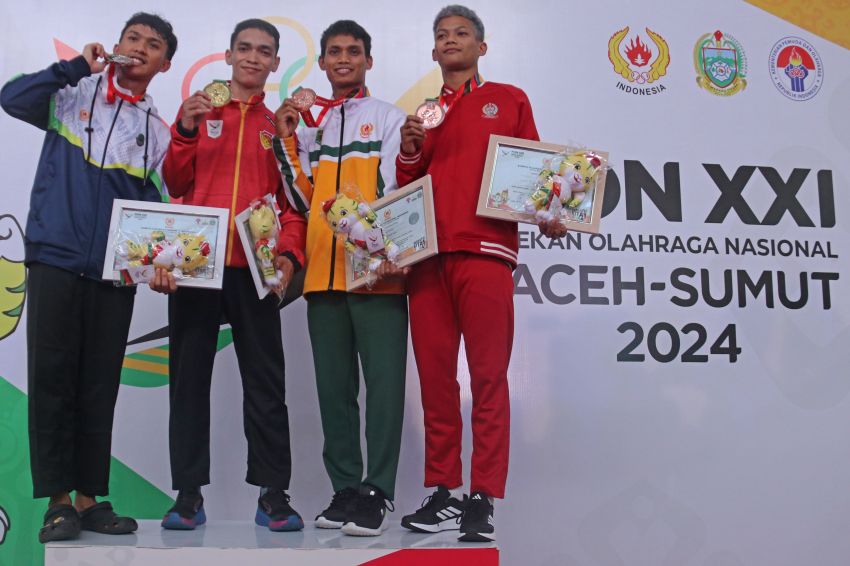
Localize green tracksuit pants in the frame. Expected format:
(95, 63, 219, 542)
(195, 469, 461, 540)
(306, 291, 407, 500)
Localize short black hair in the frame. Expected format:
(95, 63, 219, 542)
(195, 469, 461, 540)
(230, 19, 280, 54)
(320, 20, 372, 58)
(433, 5, 485, 42)
(121, 13, 178, 61)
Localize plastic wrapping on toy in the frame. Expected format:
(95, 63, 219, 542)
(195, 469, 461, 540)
(321, 183, 400, 288)
(524, 149, 609, 226)
(244, 194, 286, 298)
(111, 226, 215, 287)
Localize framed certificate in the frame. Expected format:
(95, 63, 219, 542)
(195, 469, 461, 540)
(102, 199, 229, 289)
(476, 135, 609, 233)
(345, 175, 438, 290)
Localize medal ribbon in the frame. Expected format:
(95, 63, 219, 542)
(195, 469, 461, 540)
(437, 73, 484, 113)
(106, 64, 144, 105)
(299, 86, 369, 127)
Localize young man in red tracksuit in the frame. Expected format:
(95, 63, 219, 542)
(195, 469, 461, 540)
(396, 5, 566, 542)
(159, 19, 307, 532)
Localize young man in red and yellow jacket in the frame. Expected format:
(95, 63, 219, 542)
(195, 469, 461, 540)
(274, 20, 407, 537)
(396, 5, 566, 543)
(160, 18, 306, 533)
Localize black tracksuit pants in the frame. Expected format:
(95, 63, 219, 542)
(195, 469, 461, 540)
(167, 267, 293, 490)
(27, 262, 135, 498)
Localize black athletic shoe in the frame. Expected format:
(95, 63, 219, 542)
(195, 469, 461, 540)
(255, 489, 304, 532)
(458, 491, 495, 542)
(341, 485, 394, 536)
(401, 486, 466, 533)
(161, 489, 206, 530)
(315, 487, 359, 529)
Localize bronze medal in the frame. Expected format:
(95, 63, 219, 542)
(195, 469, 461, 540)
(415, 100, 445, 129)
(291, 87, 317, 112)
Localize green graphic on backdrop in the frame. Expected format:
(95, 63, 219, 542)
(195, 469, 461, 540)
(120, 327, 235, 387)
(0, 377, 174, 566)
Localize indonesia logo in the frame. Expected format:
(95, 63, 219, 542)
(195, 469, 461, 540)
(359, 123, 374, 139)
(482, 102, 499, 117)
(694, 30, 747, 96)
(608, 26, 670, 96)
(768, 37, 823, 101)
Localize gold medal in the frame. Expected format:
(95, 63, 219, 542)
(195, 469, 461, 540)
(204, 80, 231, 108)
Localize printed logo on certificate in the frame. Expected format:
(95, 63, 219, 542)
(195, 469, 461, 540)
(345, 175, 438, 290)
(477, 135, 610, 234)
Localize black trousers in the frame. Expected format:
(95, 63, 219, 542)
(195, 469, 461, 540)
(27, 262, 135, 498)
(168, 267, 292, 490)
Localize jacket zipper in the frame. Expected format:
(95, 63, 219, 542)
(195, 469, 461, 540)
(327, 102, 345, 290)
(225, 103, 249, 265)
(84, 98, 124, 276)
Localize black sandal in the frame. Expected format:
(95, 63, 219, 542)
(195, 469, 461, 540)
(39, 504, 81, 543)
(79, 501, 138, 535)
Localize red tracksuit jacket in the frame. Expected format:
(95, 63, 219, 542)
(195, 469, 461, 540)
(163, 92, 306, 269)
(396, 81, 539, 266)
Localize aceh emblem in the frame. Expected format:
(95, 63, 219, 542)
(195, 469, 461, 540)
(694, 30, 747, 96)
(608, 26, 670, 95)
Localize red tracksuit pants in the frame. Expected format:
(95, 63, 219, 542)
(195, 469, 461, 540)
(407, 252, 513, 498)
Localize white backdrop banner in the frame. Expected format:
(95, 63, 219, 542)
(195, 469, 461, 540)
(1, 1, 849, 565)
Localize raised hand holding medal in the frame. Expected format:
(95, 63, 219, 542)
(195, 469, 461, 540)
(290, 87, 318, 127)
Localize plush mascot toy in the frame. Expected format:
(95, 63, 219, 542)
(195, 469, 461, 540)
(525, 151, 603, 222)
(248, 202, 281, 287)
(123, 233, 211, 277)
(322, 193, 399, 271)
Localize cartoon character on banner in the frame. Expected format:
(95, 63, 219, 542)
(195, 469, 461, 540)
(0, 505, 9, 545)
(0, 214, 26, 342)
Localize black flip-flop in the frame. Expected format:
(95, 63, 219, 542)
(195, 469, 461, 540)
(38, 504, 81, 543)
(79, 501, 138, 535)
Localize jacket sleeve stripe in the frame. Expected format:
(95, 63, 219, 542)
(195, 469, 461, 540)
(274, 135, 313, 213)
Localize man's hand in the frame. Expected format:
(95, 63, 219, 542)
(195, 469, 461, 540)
(179, 91, 213, 132)
(400, 115, 426, 156)
(81, 43, 107, 74)
(375, 261, 410, 281)
(273, 255, 295, 292)
(538, 218, 568, 239)
(149, 267, 177, 294)
(274, 99, 301, 139)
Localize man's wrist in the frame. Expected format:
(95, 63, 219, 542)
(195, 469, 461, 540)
(176, 120, 198, 138)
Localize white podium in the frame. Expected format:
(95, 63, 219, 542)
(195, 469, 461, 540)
(45, 521, 498, 565)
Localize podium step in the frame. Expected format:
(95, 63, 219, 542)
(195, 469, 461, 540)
(45, 520, 498, 565)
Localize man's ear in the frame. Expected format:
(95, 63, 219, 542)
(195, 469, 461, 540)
(318, 55, 326, 71)
(479, 41, 488, 57)
(225, 49, 233, 66)
(158, 60, 172, 74)
(432, 48, 437, 62)
(366, 56, 373, 71)
(271, 55, 280, 73)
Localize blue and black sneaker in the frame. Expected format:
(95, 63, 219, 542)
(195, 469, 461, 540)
(255, 488, 304, 532)
(161, 489, 206, 530)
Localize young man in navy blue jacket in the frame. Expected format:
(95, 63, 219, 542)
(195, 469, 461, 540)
(1, 12, 177, 543)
